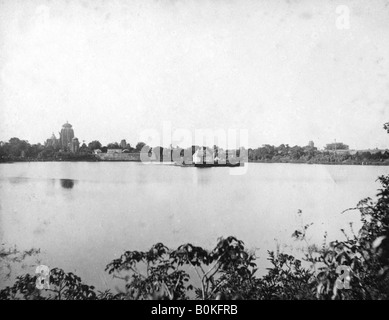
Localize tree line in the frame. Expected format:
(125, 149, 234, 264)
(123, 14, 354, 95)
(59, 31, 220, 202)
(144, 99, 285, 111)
(0, 138, 147, 161)
(248, 144, 389, 165)
(1, 137, 388, 165)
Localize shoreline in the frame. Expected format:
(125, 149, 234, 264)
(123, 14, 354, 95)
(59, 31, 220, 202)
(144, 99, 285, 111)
(1, 159, 389, 166)
(247, 159, 389, 166)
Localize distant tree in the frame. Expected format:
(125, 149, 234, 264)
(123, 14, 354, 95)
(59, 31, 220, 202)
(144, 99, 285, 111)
(120, 139, 127, 149)
(107, 142, 120, 149)
(88, 141, 102, 151)
(290, 145, 304, 160)
(0, 144, 5, 158)
(125, 143, 133, 152)
(79, 143, 90, 153)
(325, 143, 349, 151)
(38, 148, 55, 159)
(135, 142, 146, 152)
(361, 152, 372, 161)
(26, 144, 44, 158)
(5, 138, 30, 157)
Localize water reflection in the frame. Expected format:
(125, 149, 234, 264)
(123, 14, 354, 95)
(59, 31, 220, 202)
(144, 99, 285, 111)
(60, 179, 75, 189)
(8, 177, 29, 184)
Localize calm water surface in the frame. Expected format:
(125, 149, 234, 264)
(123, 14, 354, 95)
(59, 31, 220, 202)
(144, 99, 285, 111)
(0, 162, 388, 290)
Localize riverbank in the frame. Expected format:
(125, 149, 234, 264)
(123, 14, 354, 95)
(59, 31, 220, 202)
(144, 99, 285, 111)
(0, 157, 142, 163)
(2, 159, 389, 166)
(0, 157, 100, 163)
(248, 159, 389, 166)
(0, 155, 389, 166)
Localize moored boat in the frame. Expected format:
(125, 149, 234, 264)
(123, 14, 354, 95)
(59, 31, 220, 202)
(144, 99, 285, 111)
(174, 161, 243, 168)
(194, 162, 243, 168)
(174, 146, 245, 168)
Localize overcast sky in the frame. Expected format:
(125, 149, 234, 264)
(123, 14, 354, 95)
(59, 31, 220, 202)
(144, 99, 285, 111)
(1, 0, 389, 149)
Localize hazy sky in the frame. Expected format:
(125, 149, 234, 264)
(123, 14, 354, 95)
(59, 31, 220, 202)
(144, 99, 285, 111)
(1, 0, 389, 149)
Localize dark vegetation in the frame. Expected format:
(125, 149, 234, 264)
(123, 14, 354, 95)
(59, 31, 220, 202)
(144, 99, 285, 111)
(0, 138, 148, 162)
(247, 144, 389, 165)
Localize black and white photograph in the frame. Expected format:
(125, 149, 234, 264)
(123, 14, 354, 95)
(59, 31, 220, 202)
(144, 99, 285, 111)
(1, 0, 389, 308)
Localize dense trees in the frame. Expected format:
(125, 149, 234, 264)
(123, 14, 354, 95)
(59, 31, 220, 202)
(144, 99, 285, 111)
(88, 140, 102, 151)
(106, 141, 135, 152)
(0, 138, 143, 161)
(107, 142, 120, 149)
(325, 142, 349, 150)
(248, 144, 313, 162)
(0, 138, 38, 158)
(135, 142, 146, 151)
(248, 144, 389, 164)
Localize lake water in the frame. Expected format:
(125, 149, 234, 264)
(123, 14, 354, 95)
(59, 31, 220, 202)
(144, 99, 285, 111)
(0, 162, 388, 291)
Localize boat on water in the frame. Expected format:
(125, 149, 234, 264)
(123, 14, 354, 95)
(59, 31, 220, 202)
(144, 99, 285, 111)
(196, 162, 242, 168)
(174, 162, 195, 167)
(174, 161, 243, 168)
(175, 147, 244, 168)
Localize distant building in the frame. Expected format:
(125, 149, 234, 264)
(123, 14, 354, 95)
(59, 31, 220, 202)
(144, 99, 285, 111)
(107, 149, 122, 154)
(308, 141, 314, 148)
(45, 133, 60, 149)
(70, 137, 80, 153)
(120, 139, 127, 149)
(59, 122, 75, 151)
(45, 121, 80, 152)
